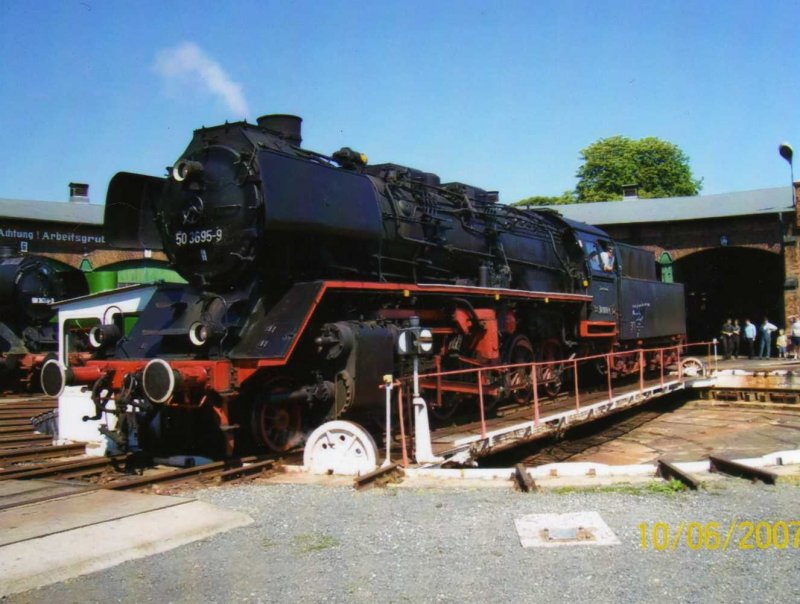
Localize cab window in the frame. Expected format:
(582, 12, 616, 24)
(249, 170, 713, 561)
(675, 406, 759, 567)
(579, 236, 615, 274)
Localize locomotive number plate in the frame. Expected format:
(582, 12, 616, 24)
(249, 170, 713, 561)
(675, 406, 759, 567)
(174, 228, 223, 246)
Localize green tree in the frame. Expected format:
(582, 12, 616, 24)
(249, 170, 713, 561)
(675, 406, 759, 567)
(575, 136, 702, 202)
(511, 190, 576, 208)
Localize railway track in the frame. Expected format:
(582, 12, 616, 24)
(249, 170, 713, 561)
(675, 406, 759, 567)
(0, 442, 87, 464)
(0, 445, 287, 492)
(100, 456, 282, 491)
(0, 395, 56, 435)
(0, 394, 290, 494)
(0, 432, 54, 447)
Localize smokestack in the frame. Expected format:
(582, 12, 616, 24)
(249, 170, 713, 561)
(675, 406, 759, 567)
(256, 114, 302, 146)
(69, 182, 90, 203)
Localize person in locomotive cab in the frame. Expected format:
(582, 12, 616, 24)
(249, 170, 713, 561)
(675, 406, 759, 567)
(599, 245, 615, 272)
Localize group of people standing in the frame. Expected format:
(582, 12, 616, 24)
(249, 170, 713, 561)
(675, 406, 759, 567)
(720, 316, 800, 360)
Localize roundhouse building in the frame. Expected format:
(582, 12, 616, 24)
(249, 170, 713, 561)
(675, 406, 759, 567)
(541, 184, 800, 342)
(0, 183, 183, 291)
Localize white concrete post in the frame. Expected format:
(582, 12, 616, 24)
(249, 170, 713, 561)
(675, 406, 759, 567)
(382, 374, 393, 468)
(412, 356, 444, 464)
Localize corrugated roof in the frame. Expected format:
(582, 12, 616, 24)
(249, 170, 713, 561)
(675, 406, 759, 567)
(0, 198, 104, 225)
(539, 186, 793, 225)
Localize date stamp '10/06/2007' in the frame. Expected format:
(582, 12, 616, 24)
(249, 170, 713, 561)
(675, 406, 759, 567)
(639, 521, 800, 551)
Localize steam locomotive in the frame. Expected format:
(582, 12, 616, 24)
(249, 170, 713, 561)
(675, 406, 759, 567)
(0, 251, 89, 390)
(41, 114, 685, 456)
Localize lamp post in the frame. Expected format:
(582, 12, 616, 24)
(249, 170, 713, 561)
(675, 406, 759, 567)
(780, 143, 797, 326)
(779, 142, 794, 206)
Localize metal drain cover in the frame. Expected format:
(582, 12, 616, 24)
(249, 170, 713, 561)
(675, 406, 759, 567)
(515, 512, 620, 548)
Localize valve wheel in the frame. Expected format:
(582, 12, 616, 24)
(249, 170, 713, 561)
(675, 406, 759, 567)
(680, 357, 707, 378)
(303, 420, 378, 476)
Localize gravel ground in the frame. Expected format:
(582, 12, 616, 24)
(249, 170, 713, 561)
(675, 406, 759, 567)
(5, 480, 800, 604)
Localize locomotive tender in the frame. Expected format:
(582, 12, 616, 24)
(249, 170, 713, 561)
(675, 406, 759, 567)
(41, 114, 685, 456)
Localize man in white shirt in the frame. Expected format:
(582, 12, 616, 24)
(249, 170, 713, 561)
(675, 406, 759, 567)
(743, 319, 757, 359)
(599, 247, 615, 272)
(758, 318, 778, 359)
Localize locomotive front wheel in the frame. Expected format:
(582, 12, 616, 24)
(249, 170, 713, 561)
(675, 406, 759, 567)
(303, 420, 378, 476)
(251, 382, 304, 452)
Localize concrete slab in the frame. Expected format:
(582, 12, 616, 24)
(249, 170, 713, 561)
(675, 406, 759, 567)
(0, 488, 195, 546)
(514, 511, 620, 548)
(0, 480, 57, 497)
(0, 499, 253, 597)
(0, 479, 91, 510)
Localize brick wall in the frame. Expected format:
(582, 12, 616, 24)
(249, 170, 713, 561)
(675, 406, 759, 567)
(602, 214, 782, 262)
(785, 182, 800, 320)
(602, 206, 792, 326)
(37, 249, 169, 270)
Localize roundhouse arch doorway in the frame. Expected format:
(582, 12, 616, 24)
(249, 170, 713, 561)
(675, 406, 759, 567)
(674, 247, 784, 344)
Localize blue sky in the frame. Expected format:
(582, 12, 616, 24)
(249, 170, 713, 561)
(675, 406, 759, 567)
(0, 0, 797, 205)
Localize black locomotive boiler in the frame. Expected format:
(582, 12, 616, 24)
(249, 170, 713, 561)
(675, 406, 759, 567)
(42, 114, 685, 456)
(0, 250, 89, 390)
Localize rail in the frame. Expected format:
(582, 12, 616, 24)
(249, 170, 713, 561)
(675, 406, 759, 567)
(382, 340, 715, 466)
(0, 453, 279, 489)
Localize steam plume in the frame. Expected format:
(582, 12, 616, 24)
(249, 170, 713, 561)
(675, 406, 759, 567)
(155, 42, 249, 118)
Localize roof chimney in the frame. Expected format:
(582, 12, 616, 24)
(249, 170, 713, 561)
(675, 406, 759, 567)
(69, 182, 90, 203)
(622, 184, 638, 200)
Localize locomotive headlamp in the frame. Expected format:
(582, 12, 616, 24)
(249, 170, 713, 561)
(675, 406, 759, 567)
(397, 324, 434, 356)
(417, 328, 434, 353)
(397, 330, 414, 355)
(188, 320, 226, 347)
(172, 159, 205, 182)
(88, 324, 122, 349)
